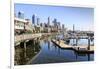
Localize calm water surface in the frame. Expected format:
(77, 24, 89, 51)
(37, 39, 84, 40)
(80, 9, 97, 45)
(15, 35, 94, 65)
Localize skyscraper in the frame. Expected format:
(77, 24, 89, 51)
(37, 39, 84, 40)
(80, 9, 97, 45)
(53, 18, 57, 26)
(37, 18, 40, 25)
(48, 17, 50, 27)
(18, 11, 24, 19)
(62, 24, 65, 30)
(57, 22, 61, 29)
(32, 14, 35, 24)
(73, 24, 75, 33)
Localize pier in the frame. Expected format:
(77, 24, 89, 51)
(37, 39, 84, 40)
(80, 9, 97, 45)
(14, 33, 59, 47)
(14, 5, 94, 65)
(52, 39, 94, 53)
(15, 33, 42, 43)
(15, 33, 58, 43)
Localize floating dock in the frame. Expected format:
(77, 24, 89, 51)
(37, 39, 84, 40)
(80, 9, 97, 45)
(51, 39, 94, 53)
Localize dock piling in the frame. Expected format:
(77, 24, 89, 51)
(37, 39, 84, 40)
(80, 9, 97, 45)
(88, 37, 90, 50)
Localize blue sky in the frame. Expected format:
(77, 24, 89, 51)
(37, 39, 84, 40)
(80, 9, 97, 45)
(14, 3, 94, 31)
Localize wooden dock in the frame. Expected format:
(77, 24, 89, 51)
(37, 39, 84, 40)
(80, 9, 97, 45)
(52, 39, 72, 48)
(51, 39, 94, 53)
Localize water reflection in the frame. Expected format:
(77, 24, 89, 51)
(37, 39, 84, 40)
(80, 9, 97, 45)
(30, 36, 93, 64)
(14, 39, 41, 65)
(15, 35, 94, 65)
(74, 52, 92, 61)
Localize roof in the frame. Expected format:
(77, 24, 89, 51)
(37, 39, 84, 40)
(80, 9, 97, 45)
(14, 17, 27, 23)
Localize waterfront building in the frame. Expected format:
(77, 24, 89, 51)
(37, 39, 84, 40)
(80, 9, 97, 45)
(15, 13, 35, 35)
(25, 19, 35, 33)
(14, 17, 27, 35)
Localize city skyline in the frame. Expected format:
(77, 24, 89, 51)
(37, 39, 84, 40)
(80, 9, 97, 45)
(14, 3, 94, 31)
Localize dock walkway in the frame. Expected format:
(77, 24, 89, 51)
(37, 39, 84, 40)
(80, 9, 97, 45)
(51, 39, 94, 53)
(15, 33, 42, 43)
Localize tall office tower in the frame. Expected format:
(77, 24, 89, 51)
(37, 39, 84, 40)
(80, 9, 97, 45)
(37, 18, 40, 25)
(73, 24, 75, 33)
(18, 11, 24, 19)
(32, 14, 35, 25)
(57, 22, 61, 32)
(53, 18, 57, 26)
(57, 22, 61, 29)
(62, 24, 65, 30)
(47, 17, 50, 27)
